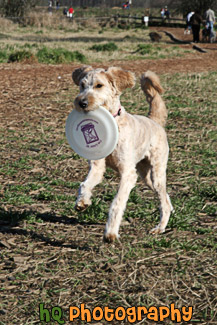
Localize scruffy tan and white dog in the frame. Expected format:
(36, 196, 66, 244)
(72, 66, 173, 242)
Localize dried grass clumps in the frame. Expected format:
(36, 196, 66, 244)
(0, 17, 15, 31)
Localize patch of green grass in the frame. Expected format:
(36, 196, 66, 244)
(0, 49, 8, 62)
(131, 44, 191, 60)
(135, 43, 153, 54)
(36, 47, 86, 64)
(8, 50, 33, 62)
(198, 184, 216, 201)
(0, 45, 86, 64)
(2, 191, 34, 205)
(22, 42, 39, 49)
(89, 42, 118, 52)
(77, 197, 108, 223)
(50, 179, 80, 189)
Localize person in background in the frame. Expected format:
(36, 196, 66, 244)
(205, 7, 215, 33)
(190, 10, 203, 42)
(122, 1, 130, 9)
(68, 7, 74, 19)
(164, 6, 170, 19)
(48, 1, 52, 15)
(160, 8, 165, 18)
(184, 11, 194, 34)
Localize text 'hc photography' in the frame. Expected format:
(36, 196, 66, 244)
(39, 303, 193, 323)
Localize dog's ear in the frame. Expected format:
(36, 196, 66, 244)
(72, 66, 92, 86)
(106, 67, 135, 93)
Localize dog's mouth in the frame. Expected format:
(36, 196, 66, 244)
(74, 96, 101, 112)
(74, 106, 95, 113)
(74, 96, 108, 113)
(74, 105, 102, 114)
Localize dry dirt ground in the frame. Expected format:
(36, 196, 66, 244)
(0, 27, 217, 324)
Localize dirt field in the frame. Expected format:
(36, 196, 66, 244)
(0, 26, 216, 324)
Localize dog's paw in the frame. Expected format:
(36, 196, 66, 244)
(150, 225, 165, 235)
(103, 233, 118, 243)
(75, 199, 91, 211)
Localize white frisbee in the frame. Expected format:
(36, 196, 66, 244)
(65, 106, 119, 160)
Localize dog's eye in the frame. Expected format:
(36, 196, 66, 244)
(96, 84, 103, 88)
(80, 82, 85, 89)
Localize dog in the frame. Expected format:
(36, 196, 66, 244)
(149, 32, 162, 42)
(202, 27, 216, 43)
(72, 66, 173, 242)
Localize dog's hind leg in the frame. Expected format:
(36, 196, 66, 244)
(137, 158, 173, 233)
(104, 167, 138, 242)
(149, 161, 173, 234)
(75, 159, 106, 211)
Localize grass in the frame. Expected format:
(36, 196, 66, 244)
(0, 45, 86, 63)
(0, 22, 192, 64)
(0, 24, 216, 324)
(36, 47, 86, 64)
(130, 43, 191, 60)
(89, 42, 118, 52)
(8, 49, 34, 62)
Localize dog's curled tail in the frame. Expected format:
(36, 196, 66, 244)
(140, 71, 167, 127)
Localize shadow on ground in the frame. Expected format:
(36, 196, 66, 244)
(0, 207, 97, 250)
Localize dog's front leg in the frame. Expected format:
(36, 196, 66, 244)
(75, 159, 106, 211)
(104, 168, 137, 243)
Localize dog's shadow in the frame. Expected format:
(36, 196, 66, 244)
(0, 207, 95, 251)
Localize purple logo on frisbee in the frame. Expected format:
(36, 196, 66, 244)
(81, 123, 99, 145)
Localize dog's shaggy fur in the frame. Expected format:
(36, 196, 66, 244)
(202, 27, 216, 43)
(72, 66, 173, 242)
(149, 32, 162, 42)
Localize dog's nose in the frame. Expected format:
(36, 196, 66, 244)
(79, 99, 88, 109)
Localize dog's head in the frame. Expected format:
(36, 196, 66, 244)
(72, 66, 135, 114)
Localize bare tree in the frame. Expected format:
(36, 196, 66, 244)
(0, 0, 37, 17)
(171, 0, 216, 16)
